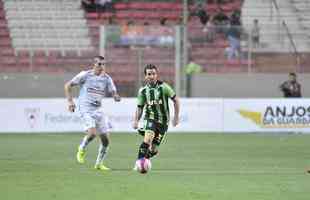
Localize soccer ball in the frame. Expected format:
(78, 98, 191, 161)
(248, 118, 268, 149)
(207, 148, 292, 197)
(135, 158, 152, 174)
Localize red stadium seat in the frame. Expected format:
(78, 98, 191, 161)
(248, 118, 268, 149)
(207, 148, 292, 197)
(131, 12, 147, 20)
(171, 3, 183, 11)
(115, 11, 131, 20)
(113, 3, 128, 10)
(206, 4, 218, 13)
(1, 56, 17, 67)
(0, 11, 5, 19)
(128, 2, 146, 10)
(17, 50, 30, 57)
(99, 12, 113, 19)
(147, 12, 162, 19)
(0, 38, 11, 47)
(0, 29, 9, 37)
(64, 50, 78, 58)
(156, 2, 174, 10)
(0, 47, 14, 56)
(162, 12, 180, 20)
(33, 50, 46, 57)
(86, 12, 99, 20)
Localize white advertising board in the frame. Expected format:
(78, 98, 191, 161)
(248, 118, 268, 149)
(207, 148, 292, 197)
(1, 98, 309, 133)
(223, 99, 310, 133)
(0, 98, 223, 133)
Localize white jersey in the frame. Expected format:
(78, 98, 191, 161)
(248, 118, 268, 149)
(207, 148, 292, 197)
(69, 70, 117, 113)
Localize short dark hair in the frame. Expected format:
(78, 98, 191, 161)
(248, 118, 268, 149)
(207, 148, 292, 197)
(94, 56, 104, 60)
(144, 64, 157, 75)
(289, 72, 296, 77)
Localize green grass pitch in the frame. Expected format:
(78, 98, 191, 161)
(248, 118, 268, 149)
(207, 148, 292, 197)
(0, 133, 310, 200)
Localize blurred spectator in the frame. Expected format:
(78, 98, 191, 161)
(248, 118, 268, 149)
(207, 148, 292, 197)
(216, 0, 233, 4)
(279, 72, 302, 98)
(95, 0, 114, 13)
(159, 18, 174, 46)
(81, 0, 96, 12)
(160, 18, 167, 26)
(81, 0, 114, 13)
(200, 0, 233, 4)
(185, 57, 202, 97)
(225, 24, 241, 60)
(213, 7, 230, 33)
(203, 15, 215, 42)
(191, 2, 210, 26)
(230, 9, 241, 26)
(251, 19, 260, 48)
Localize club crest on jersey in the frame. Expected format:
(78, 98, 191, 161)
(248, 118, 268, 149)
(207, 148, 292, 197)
(147, 99, 163, 105)
(87, 88, 105, 95)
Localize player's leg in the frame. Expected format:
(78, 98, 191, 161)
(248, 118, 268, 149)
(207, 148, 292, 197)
(137, 130, 155, 159)
(94, 133, 111, 170)
(133, 120, 156, 170)
(147, 124, 167, 159)
(94, 112, 112, 171)
(77, 114, 97, 164)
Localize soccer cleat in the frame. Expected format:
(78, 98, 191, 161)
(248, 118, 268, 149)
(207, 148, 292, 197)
(147, 150, 158, 158)
(94, 164, 111, 171)
(132, 164, 138, 171)
(76, 148, 86, 164)
(137, 128, 145, 136)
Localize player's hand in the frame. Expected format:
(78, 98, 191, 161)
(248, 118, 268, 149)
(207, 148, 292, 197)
(68, 101, 76, 112)
(113, 94, 121, 102)
(133, 120, 139, 129)
(172, 116, 179, 127)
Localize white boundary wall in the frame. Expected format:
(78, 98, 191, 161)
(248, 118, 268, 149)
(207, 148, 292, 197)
(0, 98, 309, 133)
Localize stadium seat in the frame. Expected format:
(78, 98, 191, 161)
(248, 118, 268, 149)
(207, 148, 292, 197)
(128, 2, 146, 10)
(0, 47, 14, 56)
(86, 12, 99, 20)
(99, 12, 113, 19)
(113, 3, 128, 10)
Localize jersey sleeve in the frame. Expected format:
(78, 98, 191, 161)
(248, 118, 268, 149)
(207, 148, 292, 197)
(163, 82, 176, 99)
(137, 88, 145, 107)
(69, 71, 87, 86)
(107, 76, 117, 93)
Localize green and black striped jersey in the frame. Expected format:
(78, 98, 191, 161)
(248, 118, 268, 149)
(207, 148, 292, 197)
(137, 81, 176, 125)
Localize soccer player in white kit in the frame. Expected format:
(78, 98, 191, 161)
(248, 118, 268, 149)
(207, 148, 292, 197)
(64, 56, 121, 171)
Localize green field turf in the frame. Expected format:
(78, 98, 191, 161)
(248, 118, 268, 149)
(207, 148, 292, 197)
(0, 133, 309, 200)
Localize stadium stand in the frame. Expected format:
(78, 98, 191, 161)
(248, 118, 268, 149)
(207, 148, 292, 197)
(5, 0, 91, 52)
(0, 0, 16, 71)
(0, 0, 309, 96)
(2, 0, 94, 73)
(242, 0, 309, 52)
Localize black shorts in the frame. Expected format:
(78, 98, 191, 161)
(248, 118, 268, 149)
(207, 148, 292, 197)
(252, 36, 259, 43)
(140, 120, 168, 146)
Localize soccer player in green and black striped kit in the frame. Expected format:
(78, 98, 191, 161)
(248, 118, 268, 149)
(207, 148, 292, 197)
(133, 64, 180, 163)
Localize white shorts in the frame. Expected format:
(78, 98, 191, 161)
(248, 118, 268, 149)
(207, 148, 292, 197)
(80, 110, 112, 134)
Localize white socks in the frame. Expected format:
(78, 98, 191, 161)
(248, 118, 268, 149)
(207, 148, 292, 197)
(95, 144, 108, 166)
(79, 135, 95, 151)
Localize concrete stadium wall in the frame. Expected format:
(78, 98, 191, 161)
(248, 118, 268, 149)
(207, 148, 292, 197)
(0, 73, 309, 98)
(0, 73, 76, 98)
(191, 73, 310, 98)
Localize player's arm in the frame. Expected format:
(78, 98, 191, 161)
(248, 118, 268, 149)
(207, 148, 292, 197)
(164, 83, 180, 127)
(64, 71, 87, 112)
(279, 81, 289, 91)
(64, 81, 76, 112)
(171, 96, 180, 127)
(297, 83, 302, 97)
(112, 90, 121, 102)
(133, 106, 143, 129)
(107, 75, 121, 102)
(279, 82, 285, 90)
